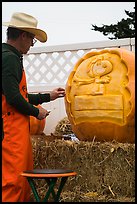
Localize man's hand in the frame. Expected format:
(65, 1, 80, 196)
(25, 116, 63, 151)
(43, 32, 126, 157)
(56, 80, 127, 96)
(37, 106, 50, 120)
(50, 87, 65, 101)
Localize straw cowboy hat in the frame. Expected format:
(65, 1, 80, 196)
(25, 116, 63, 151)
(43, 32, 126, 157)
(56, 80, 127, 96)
(2, 12, 47, 42)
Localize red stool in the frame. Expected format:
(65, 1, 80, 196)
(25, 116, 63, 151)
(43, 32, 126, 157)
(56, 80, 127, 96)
(21, 169, 77, 202)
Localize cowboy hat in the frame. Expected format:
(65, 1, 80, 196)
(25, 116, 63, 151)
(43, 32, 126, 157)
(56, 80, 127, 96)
(2, 12, 47, 42)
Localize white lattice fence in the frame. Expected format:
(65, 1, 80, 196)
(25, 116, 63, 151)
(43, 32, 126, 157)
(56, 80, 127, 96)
(23, 38, 135, 134)
(24, 50, 87, 87)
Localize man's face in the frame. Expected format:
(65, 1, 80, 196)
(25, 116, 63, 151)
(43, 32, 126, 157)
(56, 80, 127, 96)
(19, 32, 37, 54)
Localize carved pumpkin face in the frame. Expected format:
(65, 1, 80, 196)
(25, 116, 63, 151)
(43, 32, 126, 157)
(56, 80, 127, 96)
(65, 48, 135, 143)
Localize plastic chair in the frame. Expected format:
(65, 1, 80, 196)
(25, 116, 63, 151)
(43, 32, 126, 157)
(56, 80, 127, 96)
(21, 169, 77, 202)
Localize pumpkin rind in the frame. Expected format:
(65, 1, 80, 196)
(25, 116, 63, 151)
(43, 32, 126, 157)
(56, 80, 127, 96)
(30, 105, 46, 135)
(65, 48, 135, 143)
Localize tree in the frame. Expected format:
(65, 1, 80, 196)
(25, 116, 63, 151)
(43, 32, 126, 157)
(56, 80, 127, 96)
(91, 7, 135, 39)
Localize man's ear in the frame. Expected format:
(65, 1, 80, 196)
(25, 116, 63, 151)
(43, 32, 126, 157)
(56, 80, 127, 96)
(20, 31, 27, 41)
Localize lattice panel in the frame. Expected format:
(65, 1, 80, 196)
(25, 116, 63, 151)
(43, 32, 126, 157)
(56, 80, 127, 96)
(23, 49, 88, 86)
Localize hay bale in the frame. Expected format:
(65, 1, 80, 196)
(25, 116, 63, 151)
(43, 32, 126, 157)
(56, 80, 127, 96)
(30, 135, 135, 202)
(54, 117, 73, 136)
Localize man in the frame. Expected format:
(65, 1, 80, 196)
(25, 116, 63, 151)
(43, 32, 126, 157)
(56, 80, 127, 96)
(2, 12, 65, 202)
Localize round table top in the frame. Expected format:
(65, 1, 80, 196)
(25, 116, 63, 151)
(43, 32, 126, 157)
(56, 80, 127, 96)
(21, 169, 77, 178)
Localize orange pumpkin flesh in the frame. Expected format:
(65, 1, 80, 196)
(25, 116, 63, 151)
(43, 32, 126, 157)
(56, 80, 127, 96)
(30, 105, 46, 135)
(65, 48, 135, 143)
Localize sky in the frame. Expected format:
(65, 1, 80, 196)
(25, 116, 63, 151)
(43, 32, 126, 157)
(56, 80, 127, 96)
(2, 2, 135, 47)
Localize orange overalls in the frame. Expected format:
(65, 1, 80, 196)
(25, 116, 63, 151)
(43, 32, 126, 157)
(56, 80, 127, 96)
(2, 69, 33, 202)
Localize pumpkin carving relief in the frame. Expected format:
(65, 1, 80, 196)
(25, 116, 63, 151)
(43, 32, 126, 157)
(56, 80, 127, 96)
(65, 48, 135, 143)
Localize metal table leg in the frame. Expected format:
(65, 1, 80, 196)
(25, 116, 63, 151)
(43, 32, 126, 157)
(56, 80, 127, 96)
(54, 177, 68, 202)
(44, 177, 68, 202)
(27, 177, 41, 202)
(43, 178, 57, 202)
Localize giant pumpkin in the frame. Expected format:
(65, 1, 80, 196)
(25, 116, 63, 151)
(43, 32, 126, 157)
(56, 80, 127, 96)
(65, 48, 135, 143)
(30, 105, 46, 135)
